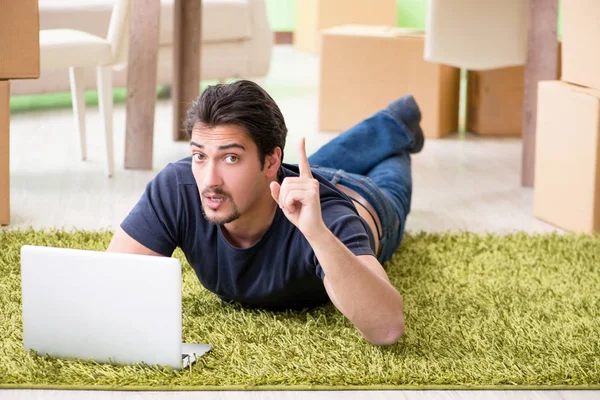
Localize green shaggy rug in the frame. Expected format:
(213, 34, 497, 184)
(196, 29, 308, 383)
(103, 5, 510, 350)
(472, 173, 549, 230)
(0, 229, 599, 391)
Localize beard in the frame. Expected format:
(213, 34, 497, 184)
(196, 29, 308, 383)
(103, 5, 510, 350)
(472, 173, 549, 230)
(200, 187, 241, 225)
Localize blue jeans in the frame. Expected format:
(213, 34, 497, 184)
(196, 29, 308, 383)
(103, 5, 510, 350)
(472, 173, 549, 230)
(308, 110, 414, 264)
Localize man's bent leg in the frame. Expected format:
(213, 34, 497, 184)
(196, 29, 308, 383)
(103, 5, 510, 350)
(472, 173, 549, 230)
(308, 95, 420, 263)
(365, 153, 412, 262)
(308, 95, 423, 175)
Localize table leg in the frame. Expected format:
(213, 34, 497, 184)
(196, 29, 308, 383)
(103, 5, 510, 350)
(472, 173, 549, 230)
(124, 0, 160, 170)
(521, 0, 559, 187)
(172, 0, 201, 141)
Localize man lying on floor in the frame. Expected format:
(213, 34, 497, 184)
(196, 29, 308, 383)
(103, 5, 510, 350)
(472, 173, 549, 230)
(107, 80, 424, 346)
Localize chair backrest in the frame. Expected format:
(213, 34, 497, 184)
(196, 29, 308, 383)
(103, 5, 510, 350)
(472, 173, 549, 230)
(106, 0, 130, 68)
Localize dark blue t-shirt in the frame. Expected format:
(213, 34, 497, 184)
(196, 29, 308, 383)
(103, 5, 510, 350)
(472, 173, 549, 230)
(121, 157, 375, 310)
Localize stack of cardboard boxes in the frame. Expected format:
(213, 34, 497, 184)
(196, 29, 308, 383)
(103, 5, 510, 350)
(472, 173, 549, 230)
(318, 26, 460, 138)
(295, 1, 461, 139)
(533, 0, 600, 233)
(0, 0, 40, 225)
(0, 81, 9, 225)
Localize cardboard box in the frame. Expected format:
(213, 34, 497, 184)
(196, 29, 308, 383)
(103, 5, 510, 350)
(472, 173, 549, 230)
(466, 42, 562, 136)
(294, 0, 397, 53)
(0, 0, 40, 79)
(318, 26, 460, 138)
(0, 81, 9, 225)
(466, 67, 525, 136)
(562, 0, 600, 90)
(534, 81, 600, 233)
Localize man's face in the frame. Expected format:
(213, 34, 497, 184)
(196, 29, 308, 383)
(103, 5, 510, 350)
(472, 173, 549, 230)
(190, 122, 275, 225)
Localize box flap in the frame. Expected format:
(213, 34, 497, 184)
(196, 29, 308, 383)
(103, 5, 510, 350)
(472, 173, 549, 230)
(322, 25, 424, 39)
(539, 80, 600, 102)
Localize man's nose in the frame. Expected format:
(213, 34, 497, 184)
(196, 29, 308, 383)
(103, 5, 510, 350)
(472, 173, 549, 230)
(203, 162, 223, 188)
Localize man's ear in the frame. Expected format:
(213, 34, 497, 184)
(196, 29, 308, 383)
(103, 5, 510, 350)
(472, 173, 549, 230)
(265, 147, 282, 178)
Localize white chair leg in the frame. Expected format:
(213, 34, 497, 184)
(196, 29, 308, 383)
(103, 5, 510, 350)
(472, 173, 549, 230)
(68, 67, 87, 161)
(97, 65, 114, 177)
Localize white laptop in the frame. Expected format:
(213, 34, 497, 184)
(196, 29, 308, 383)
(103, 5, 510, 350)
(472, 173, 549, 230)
(20, 245, 211, 370)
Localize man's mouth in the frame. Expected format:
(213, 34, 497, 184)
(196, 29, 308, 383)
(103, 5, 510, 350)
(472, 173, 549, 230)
(204, 194, 228, 209)
(205, 195, 225, 202)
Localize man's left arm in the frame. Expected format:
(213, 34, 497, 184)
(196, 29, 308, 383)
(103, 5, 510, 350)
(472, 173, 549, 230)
(308, 226, 404, 346)
(270, 138, 404, 346)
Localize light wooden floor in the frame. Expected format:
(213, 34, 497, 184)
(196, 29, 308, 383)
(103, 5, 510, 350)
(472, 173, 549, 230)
(3, 45, 587, 400)
(2, 390, 600, 400)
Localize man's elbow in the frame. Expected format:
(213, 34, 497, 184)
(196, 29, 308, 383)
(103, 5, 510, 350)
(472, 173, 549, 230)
(363, 320, 405, 346)
(377, 324, 405, 346)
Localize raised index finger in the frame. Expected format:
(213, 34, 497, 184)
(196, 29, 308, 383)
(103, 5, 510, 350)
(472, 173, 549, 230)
(298, 137, 313, 179)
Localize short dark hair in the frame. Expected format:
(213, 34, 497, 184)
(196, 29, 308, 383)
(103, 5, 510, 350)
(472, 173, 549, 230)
(184, 80, 287, 168)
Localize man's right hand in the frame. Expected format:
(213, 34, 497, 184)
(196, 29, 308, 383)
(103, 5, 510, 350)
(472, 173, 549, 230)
(106, 228, 164, 257)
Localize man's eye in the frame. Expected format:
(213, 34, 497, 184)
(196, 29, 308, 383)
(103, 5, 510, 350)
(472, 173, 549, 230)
(225, 155, 239, 163)
(192, 153, 205, 162)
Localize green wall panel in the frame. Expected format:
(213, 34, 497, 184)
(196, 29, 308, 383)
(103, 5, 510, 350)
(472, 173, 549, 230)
(396, 0, 427, 29)
(265, 0, 296, 32)
(265, 0, 431, 31)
